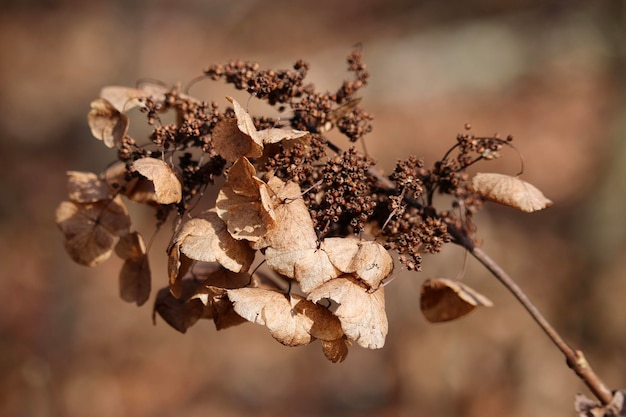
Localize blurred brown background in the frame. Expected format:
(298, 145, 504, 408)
(2, 1, 626, 416)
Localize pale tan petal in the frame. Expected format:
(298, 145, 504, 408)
(471, 173, 552, 213)
(420, 278, 493, 323)
(308, 276, 388, 349)
(132, 158, 182, 204)
(87, 98, 129, 148)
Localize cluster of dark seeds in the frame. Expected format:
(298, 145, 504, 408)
(307, 147, 377, 236)
(107, 50, 509, 271)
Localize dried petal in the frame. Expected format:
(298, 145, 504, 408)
(212, 97, 308, 162)
(100, 85, 170, 112)
(153, 280, 205, 333)
(212, 97, 263, 162)
(190, 271, 251, 330)
(575, 390, 626, 417)
(264, 246, 339, 293)
(252, 177, 317, 251)
(115, 232, 151, 306)
(420, 278, 493, 323)
(471, 173, 552, 213)
(119, 255, 151, 306)
(321, 337, 350, 363)
(255, 127, 309, 145)
(132, 158, 182, 204)
(55, 196, 131, 266)
(323, 238, 394, 290)
(308, 275, 388, 349)
(167, 245, 193, 299)
(87, 98, 129, 148)
(114, 231, 146, 259)
(215, 157, 275, 241)
(228, 288, 341, 347)
(171, 210, 255, 273)
(66, 171, 112, 203)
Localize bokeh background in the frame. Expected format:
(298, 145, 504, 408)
(2, 1, 625, 416)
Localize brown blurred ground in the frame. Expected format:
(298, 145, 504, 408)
(1, 1, 625, 416)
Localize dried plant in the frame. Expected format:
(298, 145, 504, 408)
(56, 50, 622, 414)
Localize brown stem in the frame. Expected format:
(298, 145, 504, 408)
(366, 165, 613, 404)
(448, 225, 613, 405)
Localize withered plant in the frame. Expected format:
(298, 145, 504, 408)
(56, 50, 623, 415)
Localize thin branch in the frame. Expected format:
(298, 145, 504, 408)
(367, 163, 614, 405)
(448, 225, 613, 405)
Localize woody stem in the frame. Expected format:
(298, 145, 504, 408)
(367, 165, 613, 405)
(448, 225, 613, 405)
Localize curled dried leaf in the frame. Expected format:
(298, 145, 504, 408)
(575, 390, 626, 417)
(471, 173, 552, 213)
(132, 157, 182, 204)
(308, 275, 388, 349)
(420, 278, 493, 323)
(87, 98, 129, 148)
(228, 288, 342, 347)
(55, 196, 131, 266)
(321, 337, 350, 363)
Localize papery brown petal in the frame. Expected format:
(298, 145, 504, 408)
(56, 196, 131, 266)
(100, 85, 170, 112)
(216, 185, 273, 241)
(252, 177, 317, 251)
(323, 238, 394, 290)
(132, 158, 182, 204)
(575, 390, 626, 417)
(103, 162, 161, 204)
(167, 245, 193, 299)
(66, 171, 112, 203)
(228, 288, 337, 347)
(264, 247, 338, 293)
(87, 98, 129, 148)
(212, 97, 263, 162)
(190, 282, 248, 330)
(255, 127, 309, 145)
(215, 158, 276, 241)
(226, 157, 263, 197)
(115, 231, 146, 260)
(420, 278, 493, 323)
(198, 268, 252, 289)
(321, 337, 350, 363)
(308, 276, 388, 349)
(153, 280, 204, 333)
(119, 255, 151, 306)
(471, 173, 552, 213)
(294, 299, 343, 341)
(174, 210, 255, 273)
(226, 97, 263, 147)
(213, 119, 261, 162)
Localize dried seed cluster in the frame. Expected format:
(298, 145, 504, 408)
(56, 50, 551, 362)
(308, 147, 377, 236)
